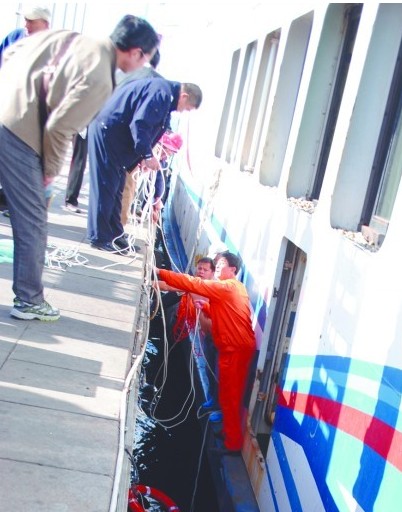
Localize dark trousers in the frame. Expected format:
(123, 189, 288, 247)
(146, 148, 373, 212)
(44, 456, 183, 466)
(87, 126, 126, 245)
(0, 124, 47, 304)
(65, 133, 88, 206)
(0, 186, 7, 210)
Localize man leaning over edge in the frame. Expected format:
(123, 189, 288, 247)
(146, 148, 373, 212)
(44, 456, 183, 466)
(0, 14, 159, 321)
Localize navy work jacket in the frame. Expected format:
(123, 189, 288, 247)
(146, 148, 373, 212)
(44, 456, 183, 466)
(89, 77, 180, 172)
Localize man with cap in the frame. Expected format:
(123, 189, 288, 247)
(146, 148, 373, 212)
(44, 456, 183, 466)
(0, 5, 51, 215)
(0, 14, 160, 321)
(0, 5, 51, 65)
(18, 5, 51, 35)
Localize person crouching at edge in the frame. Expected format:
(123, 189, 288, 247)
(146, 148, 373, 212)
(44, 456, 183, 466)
(0, 15, 159, 321)
(155, 251, 256, 455)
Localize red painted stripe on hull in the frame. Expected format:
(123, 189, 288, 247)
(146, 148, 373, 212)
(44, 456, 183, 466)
(278, 390, 402, 471)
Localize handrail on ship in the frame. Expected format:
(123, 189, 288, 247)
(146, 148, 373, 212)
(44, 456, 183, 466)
(109, 233, 154, 512)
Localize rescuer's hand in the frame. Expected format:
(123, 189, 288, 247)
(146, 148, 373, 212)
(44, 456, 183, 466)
(141, 156, 160, 171)
(194, 299, 207, 310)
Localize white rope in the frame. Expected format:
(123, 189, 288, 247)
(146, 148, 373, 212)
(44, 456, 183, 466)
(189, 419, 210, 512)
(147, 280, 198, 429)
(45, 242, 88, 270)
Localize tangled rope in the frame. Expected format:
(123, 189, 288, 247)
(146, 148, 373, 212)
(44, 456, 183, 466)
(45, 242, 89, 270)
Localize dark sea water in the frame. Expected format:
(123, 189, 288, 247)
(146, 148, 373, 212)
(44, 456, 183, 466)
(131, 310, 219, 512)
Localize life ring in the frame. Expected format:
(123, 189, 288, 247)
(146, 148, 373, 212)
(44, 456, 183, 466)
(128, 484, 180, 511)
(128, 487, 144, 512)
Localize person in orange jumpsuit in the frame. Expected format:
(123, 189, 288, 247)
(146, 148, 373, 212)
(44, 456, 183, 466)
(171, 257, 215, 340)
(156, 251, 256, 454)
(156, 256, 218, 407)
(156, 256, 215, 339)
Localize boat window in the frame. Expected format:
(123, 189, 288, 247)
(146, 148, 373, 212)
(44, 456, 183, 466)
(360, 32, 402, 246)
(287, 4, 362, 200)
(259, 11, 313, 187)
(215, 50, 241, 157)
(225, 41, 257, 164)
(330, 4, 402, 244)
(310, 4, 362, 200)
(240, 32, 280, 174)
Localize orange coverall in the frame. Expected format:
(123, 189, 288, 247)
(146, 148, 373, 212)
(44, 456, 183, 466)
(159, 269, 256, 451)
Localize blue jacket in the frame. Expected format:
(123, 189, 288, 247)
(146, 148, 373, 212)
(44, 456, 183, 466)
(89, 77, 180, 172)
(0, 28, 25, 66)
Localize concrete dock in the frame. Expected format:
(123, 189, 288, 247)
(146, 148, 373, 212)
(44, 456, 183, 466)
(0, 165, 152, 511)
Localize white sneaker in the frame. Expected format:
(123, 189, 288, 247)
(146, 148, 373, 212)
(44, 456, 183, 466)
(11, 298, 60, 321)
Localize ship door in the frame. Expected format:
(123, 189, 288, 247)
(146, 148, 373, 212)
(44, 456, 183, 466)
(251, 240, 306, 455)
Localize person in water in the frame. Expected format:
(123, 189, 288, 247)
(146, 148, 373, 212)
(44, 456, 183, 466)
(156, 251, 256, 455)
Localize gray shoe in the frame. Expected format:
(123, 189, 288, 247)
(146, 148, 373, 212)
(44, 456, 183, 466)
(11, 298, 60, 321)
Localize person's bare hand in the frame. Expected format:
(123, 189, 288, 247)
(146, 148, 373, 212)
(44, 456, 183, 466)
(141, 156, 160, 171)
(194, 300, 207, 310)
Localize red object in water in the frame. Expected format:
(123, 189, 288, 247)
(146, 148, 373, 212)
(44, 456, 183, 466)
(128, 484, 180, 511)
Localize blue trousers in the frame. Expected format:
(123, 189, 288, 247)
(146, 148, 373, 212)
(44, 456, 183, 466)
(0, 125, 47, 304)
(203, 334, 218, 404)
(87, 123, 127, 245)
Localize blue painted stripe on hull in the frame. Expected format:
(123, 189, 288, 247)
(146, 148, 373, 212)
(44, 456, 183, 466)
(282, 354, 402, 428)
(271, 431, 303, 512)
(162, 202, 188, 271)
(267, 464, 280, 512)
(275, 407, 340, 512)
(274, 403, 402, 511)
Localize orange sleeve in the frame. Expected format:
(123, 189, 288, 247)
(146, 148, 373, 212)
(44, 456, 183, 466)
(159, 269, 229, 301)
